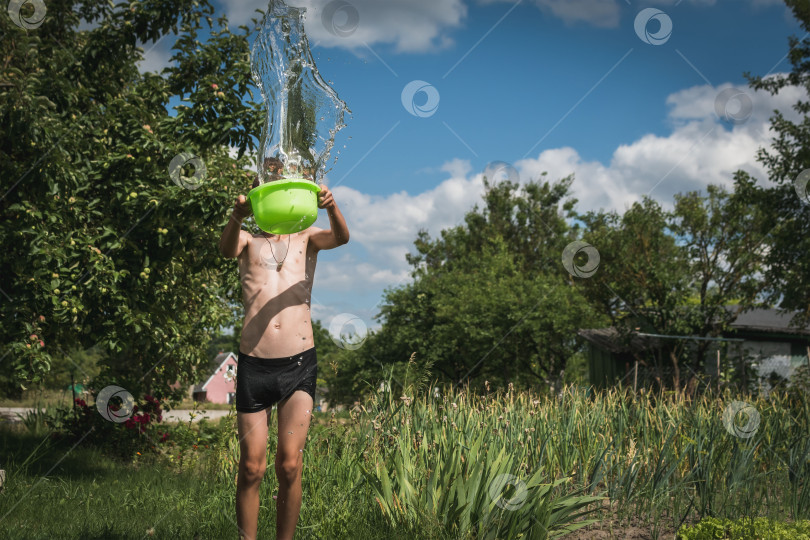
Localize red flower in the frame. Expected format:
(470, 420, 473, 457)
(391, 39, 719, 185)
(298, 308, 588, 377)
(144, 394, 153, 402)
(125, 418, 136, 429)
(142, 413, 151, 423)
(74, 398, 87, 408)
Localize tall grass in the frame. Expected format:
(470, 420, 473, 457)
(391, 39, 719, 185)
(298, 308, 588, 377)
(290, 375, 808, 538)
(3, 375, 807, 539)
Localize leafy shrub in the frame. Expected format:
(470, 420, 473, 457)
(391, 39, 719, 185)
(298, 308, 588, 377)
(155, 401, 235, 473)
(40, 394, 171, 460)
(677, 516, 810, 539)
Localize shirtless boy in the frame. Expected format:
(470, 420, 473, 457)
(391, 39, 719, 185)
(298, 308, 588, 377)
(218, 173, 349, 540)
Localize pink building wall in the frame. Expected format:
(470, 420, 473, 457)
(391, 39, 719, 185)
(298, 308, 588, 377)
(197, 352, 238, 404)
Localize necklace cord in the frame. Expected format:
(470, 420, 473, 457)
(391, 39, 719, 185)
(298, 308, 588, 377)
(265, 234, 291, 265)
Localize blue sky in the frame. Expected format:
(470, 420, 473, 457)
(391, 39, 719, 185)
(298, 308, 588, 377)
(139, 0, 803, 341)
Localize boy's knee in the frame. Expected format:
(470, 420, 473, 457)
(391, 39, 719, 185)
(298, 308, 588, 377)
(240, 457, 267, 483)
(275, 455, 302, 483)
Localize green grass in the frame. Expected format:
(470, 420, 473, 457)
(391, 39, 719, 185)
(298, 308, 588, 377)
(0, 421, 438, 540)
(1, 380, 807, 539)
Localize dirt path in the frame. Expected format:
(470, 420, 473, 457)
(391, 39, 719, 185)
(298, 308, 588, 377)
(0, 407, 233, 424)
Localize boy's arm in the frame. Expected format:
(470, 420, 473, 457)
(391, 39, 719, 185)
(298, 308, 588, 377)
(309, 185, 350, 251)
(219, 194, 252, 258)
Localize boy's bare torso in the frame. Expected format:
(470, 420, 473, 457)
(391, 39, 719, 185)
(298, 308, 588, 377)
(237, 230, 317, 358)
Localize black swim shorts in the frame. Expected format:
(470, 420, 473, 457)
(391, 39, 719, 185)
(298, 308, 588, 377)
(235, 347, 318, 413)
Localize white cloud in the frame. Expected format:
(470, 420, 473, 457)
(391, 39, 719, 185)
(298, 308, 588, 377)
(220, 0, 468, 53)
(312, 78, 803, 311)
(516, 78, 804, 213)
(330, 158, 483, 250)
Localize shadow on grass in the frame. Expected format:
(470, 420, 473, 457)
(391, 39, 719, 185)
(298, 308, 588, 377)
(0, 423, 126, 481)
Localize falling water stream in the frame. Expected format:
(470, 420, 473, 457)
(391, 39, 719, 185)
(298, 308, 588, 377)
(251, 0, 350, 185)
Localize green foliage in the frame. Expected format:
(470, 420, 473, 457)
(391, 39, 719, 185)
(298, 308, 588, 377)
(3, 385, 808, 537)
(677, 516, 810, 539)
(326, 166, 776, 401)
(743, 0, 810, 324)
(578, 188, 770, 390)
(329, 176, 602, 401)
(579, 196, 690, 337)
(313, 317, 340, 390)
(42, 345, 104, 391)
(358, 389, 603, 539)
(20, 392, 170, 460)
(15, 398, 61, 437)
(0, 1, 265, 398)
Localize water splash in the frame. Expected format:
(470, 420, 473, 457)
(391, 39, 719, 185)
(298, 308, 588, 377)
(251, 0, 350, 184)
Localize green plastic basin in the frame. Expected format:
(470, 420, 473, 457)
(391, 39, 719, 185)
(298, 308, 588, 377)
(247, 177, 321, 234)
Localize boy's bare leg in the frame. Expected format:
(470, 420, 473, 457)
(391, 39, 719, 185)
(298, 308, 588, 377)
(236, 409, 271, 540)
(275, 390, 314, 540)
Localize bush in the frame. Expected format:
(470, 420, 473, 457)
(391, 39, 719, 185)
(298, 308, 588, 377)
(677, 516, 810, 539)
(39, 394, 171, 461)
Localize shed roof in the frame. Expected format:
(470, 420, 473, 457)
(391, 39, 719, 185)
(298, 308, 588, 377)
(579, 308, 810, 353)
(577, 328, 661, 354)
(728, 308, 810, 335)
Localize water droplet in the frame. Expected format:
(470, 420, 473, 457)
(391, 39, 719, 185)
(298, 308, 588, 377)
(297, 361, 302, 365)
(288, 431, 294, 434)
